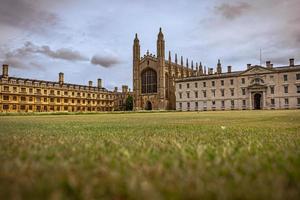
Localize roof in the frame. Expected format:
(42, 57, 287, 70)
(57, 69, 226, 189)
(175, 65, 300, 82)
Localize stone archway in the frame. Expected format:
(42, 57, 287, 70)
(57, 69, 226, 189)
(254, 93, 262, 110)
(145, 101, 152, 110)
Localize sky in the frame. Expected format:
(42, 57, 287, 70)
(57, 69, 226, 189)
(0, 0, 299, 90)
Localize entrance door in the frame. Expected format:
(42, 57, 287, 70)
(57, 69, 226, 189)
(145, 101, 152, 110)
(254, 93, 262, 109)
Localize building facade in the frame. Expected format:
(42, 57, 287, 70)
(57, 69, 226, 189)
(133, 28, 194, 110)
(113, 85, 133, 111)
(176, 59, 300, 111)
(0, 64, 120, 112)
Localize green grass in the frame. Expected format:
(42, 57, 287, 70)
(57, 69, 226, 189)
(0, 110, 300, 200)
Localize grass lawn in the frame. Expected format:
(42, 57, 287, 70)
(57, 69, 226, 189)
(0, 110, 300, 199)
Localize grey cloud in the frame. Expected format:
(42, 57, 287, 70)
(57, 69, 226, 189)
(91, 55, 120, 68)
(0, 0, 59, 32)
(5, 41, 88, 62)
(215, 2, 251, 20)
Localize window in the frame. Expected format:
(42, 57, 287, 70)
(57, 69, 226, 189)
(21, 88, 26, 93)
(271, 99, 275, 105)
(212, 90, 216, 97)
(29, 97, 33, 102)
(187, 83, 190, 89)
(241, 78, 245, 84)
(298, 98, 300, 105)
(187, 102, 190, 110)
(195, 82, 198, 88)
(221, 80, 224, 86)
(64, 91, 68, 96)
(50, 98, 54, 103)
(195, 91, 198, 98)
(20, 105, 26, 110)
(203, 91, 207, 98)
(13, 87, 17, 92)
(195, 102, 198, 109)
(270, 86, 274, 94)
(13, 96, 17, 101)
(21, 96, 26, 101)
(221, 101, 225, 107)
(212, 101, 216, 106)
(283, 74, 288, 81)
(3, 104, 9, 110)
(4, 86, 9, 91)
(50, 90, 54, 95)
(3, 95, 9, 100)
(141, 69, 157, 94)
(230, 89, 234, 96)
(285, 98, 289, 105)
(243, 100, 246, 106)
(212, 81, 215, 87)
(231, 100, 235, 108)
(44, 98, 47, 102)
(187, 92, 190, 98)
(13, 105, 17, 110)
(64, 99, 68, 103)
(242, 88, 246, 95)
(57, 91, 60, 95)
(179, 84, 182, 89)
(221, 89, 225, 97)
(297, 86, 300, 93)
(179, 103, 182, 109)
(179, 93, 182, 99)
(29, 88, 33, 93)
(44, 90, 47, 94)
(297, 74, 300, 80)
(284, 86, 288, 93)
(203, 82, 206, 87)
(230, 79, 234, 85)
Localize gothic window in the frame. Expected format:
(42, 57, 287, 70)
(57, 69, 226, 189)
(141, 68, 157, 94)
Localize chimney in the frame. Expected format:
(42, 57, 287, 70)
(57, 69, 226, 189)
(97, 79, 102, 88)
(89, 81, 93, 87)
(247, 64, 251, 69)
(227, 66, 232, 73)
(114, 87, 118, 92)
(208, 68, 213, 75)
(59, 72, 64, 85)
(2, 64, 8, 78)
(122, 85, 128, 93)
(266, 61, 271, 68)
(217, 59, 222, 74)
(289, 58, 295, 66)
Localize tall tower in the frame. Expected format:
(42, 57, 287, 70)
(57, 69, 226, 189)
(157, 28, 166, 109)
(217, 59, 222, 74)
(133, 33, 140, 110)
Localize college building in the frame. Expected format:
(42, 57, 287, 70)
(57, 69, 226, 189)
(0, 64, 131, 112)
(175, 59, 300, 111)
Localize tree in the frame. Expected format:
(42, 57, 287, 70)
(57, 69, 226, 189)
(125, 95, 133, 111)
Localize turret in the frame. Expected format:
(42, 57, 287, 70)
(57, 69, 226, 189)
(199, 62, 203, 75)
(289, 58, 294, 66)
(97, 78, 102, 88)
(122, 85, 128, 93)
(2, 64, 8, 78)
(157, 27, 165, 59)
(217, 59, 222, 74)
(88, 81, 93, 87)
(59, 72, 64, 85)
(133, 33, 141, 109)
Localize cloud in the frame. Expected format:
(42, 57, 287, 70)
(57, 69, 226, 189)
(0, 0, 59, 32)
(215, 2, 251, 20)
(91, 55, 120, 68)
(5, 41, 88, 62)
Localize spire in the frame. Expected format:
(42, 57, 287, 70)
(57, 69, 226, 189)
(181, 56, 183, 66)
(134, 33, 139, 42)
(186, 58, 189, 68)
(168, 51, 171, 61)
(175, 53, 178, 64)
(191, 61, 194, 70)
(158, 27, 164, 39)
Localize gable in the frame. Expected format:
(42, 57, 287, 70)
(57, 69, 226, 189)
(240, 66, 274, 76)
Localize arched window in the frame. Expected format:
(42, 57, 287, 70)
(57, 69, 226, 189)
(141, 68, 157, 94)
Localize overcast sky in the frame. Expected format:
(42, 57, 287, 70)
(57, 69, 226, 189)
(0, 0, 299, 90)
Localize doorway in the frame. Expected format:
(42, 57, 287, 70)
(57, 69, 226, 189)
(254, 93, 262, 110)
(145, 101, 152, 110)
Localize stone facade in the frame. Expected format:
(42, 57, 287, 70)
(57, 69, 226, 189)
(176, 59, 300, 111)
(133, 28, 193, 110)
(113, 85, 133, 111)
(0, 64, 128, 112)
